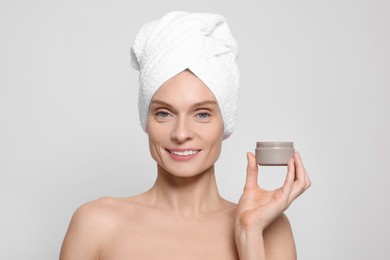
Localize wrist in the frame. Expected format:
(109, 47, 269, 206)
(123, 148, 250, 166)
(235, 228, 264, 244)
(235, 218, 265, 238)
(235, 229, 266, 260)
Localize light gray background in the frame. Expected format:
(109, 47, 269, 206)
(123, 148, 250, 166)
(1, 0, 389, 259)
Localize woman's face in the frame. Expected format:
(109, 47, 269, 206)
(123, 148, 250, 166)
(147, 70, 224, 177)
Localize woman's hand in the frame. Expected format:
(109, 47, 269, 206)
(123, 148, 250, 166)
(235, 152, 311, 233)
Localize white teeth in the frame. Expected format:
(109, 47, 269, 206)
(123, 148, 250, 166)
(171, 150, 198, 156)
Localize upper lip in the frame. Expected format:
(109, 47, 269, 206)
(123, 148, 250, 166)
(165, 148, 201, 152)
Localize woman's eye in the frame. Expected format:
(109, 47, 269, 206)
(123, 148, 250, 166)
(197, 112, 210, 119)
(155, 111, 171, 119)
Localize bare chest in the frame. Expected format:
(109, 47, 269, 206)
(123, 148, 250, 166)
(99, 213, 239, 260)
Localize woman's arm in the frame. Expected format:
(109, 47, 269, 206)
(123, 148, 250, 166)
(235, 152, 310, 259)
(236, 214, 296, 260)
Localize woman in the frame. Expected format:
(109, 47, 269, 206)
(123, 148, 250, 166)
(60, 11, 310, 260)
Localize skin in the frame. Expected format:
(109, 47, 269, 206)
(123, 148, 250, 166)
(60, 70, 311, 260)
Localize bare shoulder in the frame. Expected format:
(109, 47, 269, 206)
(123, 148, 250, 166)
(71, 197, 134, 225)
(60, 197, 139, 260)
(263, 213, 297, 259)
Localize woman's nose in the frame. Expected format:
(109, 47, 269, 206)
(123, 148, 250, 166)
(170, 117, 193, 143)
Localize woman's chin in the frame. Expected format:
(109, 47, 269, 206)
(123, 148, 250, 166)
(158, 164, 213, 178)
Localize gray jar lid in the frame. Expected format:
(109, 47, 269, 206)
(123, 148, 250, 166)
(256, 142, 294, 148)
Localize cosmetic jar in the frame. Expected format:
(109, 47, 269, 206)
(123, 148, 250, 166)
(255, 142, 295, 166)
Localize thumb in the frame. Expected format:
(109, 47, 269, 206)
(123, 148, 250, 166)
(244, 152, 259, 190)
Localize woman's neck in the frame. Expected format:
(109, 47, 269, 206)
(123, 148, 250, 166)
(144, 164, 227, 218)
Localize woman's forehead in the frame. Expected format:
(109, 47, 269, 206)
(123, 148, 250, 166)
(151, 70, 217, 103)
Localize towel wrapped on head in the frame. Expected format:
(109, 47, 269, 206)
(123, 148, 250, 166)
(131, 11, 240, 139)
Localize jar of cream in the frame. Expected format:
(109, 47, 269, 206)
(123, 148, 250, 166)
(255, 142, 295, 166)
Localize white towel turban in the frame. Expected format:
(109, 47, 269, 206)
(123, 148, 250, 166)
(131, 11, 240, 139)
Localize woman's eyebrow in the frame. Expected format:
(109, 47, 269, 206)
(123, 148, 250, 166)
(192, 100, 218, 107)
(149, 100, 173, 108)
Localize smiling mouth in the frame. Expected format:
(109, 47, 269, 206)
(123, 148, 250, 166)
(166, 149, 201, 160)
